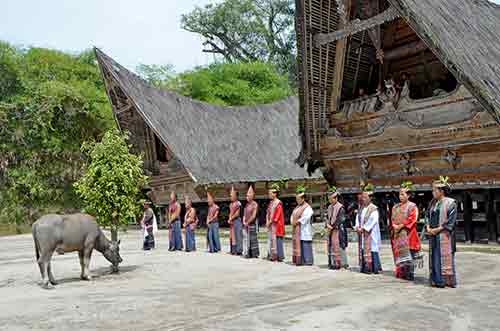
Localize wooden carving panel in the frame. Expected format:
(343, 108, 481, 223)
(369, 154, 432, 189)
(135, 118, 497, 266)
(326, 142, 500, 191)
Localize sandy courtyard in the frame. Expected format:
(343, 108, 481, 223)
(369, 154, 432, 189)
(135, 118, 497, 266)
(1, 229, 500, 331)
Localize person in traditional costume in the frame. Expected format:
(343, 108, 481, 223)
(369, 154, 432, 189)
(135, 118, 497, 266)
(167, 191, 183, 251)
(291, 185, 314, 266)
(242, 185, 260, 258)
(391, 181, 423, 280)
(206, 191, 221, 253)
(228, 186, 243, 255)
(426, 176, 457, 288)
(141, 201, 158, 250)
(326, 186, 349, 270)
(355, 183, 382, 274)
(266, 183, 285, 262)
(184, 196, 198, 252)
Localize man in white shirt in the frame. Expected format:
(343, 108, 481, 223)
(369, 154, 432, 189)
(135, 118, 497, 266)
(291, 186, 314, 266)
(355, 184, 382, 274)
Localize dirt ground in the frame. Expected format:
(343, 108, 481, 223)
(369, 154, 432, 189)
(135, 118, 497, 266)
(1, 229, 500, 331)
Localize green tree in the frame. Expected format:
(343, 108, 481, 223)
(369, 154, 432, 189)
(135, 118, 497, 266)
(136, 63, 175, 89)
(169, 61, 294, 106)
(74, 130, 148, 246)
(0, 42, 114, 227)
(181, 0, 296, 82)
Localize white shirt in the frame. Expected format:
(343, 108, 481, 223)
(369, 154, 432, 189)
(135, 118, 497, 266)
(298, 205, 314, 241)
(356, 206, 381, 252)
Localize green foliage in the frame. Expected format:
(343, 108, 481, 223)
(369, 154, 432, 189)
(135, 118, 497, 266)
(0, 42, 114, 225)
(295, 184, 307, 195)
(181, 0, 296, 82)
(74, 130, 148, 235)
(136, 63, 175, 89)
(169, 61, 293, 106)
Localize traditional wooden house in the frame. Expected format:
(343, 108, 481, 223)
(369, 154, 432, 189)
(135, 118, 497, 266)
(94, 49, 326, 224)
(295, 0, 500, 242)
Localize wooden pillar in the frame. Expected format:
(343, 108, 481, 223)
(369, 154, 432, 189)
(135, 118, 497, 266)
(486, 189, 497, 243)
(462, 191, 473, 243)
(496, 197, 500, 243)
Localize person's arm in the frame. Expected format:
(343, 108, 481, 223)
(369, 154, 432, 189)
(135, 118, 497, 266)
(247, 204, 258, 225)
(403, 205, 419, 230)
(173, 203, 181, 219)
(233, 203, 241, 220)
(299, 206, 314, 225)
(213, 206, 219, 221)
(362, 210, 379, 233)
(434, 201, 457, 235)
(228, 203, 240, 223)
(335, 207, 346, 227)
(272, 203, 283, 224)
(354, 209, 360, 230)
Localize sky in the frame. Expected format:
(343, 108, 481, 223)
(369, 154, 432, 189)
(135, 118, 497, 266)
(0, 0, 217, 72)
(2, 0, 499, 73)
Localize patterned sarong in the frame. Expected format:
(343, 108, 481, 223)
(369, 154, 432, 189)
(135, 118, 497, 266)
(270, 224, 278, 261)
(242, 201, 259, 258)
(291, 204, 308, 265)
(358, 204, 377, 273)
(428, 197, 457, 287)
(292, 223, 301, 265)
(329, 229, 342, 269)
(391, 203, 413, 279)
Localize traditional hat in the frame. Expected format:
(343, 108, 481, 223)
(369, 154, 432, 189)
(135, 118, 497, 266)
(206, 190, 215, 199)
(295, 184, 306, 198)
(362, 183, 375, 195)
(433, 176, 451, 189)
(247, 185, 255, 196)
(328, 185, 339, 197)
(269, 182, 281, 193)
(400, 180, 415, 193)
(230, 185, 238, 196)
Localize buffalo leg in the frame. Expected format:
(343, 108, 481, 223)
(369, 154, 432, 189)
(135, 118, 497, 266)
(47, 261, 58, 285)
(82, 249, 93, 280)
(38, 251, 53, 289)
(79, 250, 85, 280)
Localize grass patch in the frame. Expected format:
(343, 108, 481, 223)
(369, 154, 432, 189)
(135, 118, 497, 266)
(0, 224, 32, 237)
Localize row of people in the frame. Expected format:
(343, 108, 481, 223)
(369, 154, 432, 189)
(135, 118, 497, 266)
(140, 176, 457, 288)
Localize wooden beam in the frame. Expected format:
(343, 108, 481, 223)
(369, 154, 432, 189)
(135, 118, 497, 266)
(384, 40, 427, 61)
(329, 0, 352, 114)
(314, 6, 400, 46)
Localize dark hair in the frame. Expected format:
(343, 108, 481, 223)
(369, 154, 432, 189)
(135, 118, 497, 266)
(439, 186, 451, 196)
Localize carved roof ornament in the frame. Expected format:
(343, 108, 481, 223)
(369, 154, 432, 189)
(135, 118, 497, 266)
(378, 79, 399, 111)
(360, 158, 370, 180)
(399, 152, 418, 176)
(335, 0, 348, 25)
(442, 149, 462, 169)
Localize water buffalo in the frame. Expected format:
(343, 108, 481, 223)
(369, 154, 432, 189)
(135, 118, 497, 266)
(32, 213, 123, 289)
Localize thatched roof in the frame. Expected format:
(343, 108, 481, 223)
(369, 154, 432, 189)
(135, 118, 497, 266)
(95, 49, 322, 186)
(390, 0, 500, 123)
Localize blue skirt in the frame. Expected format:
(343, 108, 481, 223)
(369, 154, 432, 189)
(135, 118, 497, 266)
(231, 218, 243, 255)
(276, 236, 285, 261)
(207, 222, 221, 253)
(300, 240, 314, 265)
(169, 219, 183, 251)
(430, 236, 457, 287)
(185, 226, 196, 252)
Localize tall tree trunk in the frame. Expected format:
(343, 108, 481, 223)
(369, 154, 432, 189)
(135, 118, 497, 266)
(111, 224, 119, 273)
